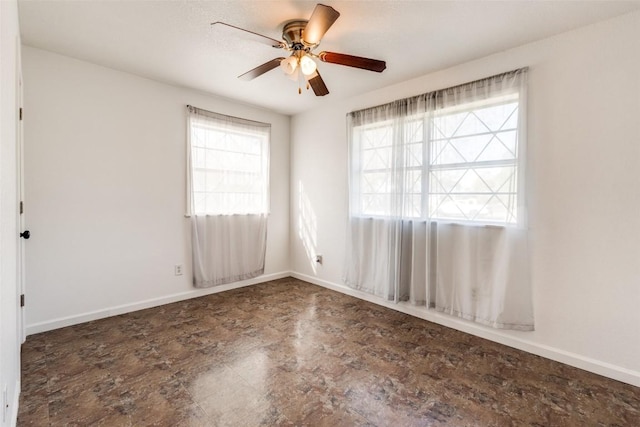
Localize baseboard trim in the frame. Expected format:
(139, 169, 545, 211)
(25, 271, 291, 335)
(291, 272, 640, 388)
(25, 270, 639, 387)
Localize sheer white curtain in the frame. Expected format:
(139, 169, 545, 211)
(190, 214, 267, 287)
(344, 69, 533, 330)
(343, 97, 432, 303)
(186, 106, 269, 288)
(434, 224, 532, 330)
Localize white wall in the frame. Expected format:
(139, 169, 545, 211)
(20, 7, 640, 390)
(291, 11, 640, 385)
(22, 46, 290, 333)
(0, 0, 22, 425)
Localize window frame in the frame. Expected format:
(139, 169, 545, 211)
(187, 106, 270, 216)
(351, 92, 523, 226)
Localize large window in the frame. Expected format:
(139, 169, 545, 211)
(351, 79, 524, 226)
(345, 70, 532, 331)
(429, 94, 520, 224)
(187, 106, 269, 215)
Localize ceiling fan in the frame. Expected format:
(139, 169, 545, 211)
(212, 3, 386, 96)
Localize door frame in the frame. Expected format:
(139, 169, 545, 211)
(16, 38, 25, 344)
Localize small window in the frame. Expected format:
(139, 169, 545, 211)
(187, 106, 269, 215)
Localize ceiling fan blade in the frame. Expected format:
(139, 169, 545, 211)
(238, 58, 285, 81)
(319, 51, 386, 72)
(211, 22, 285, 48)
(303, 4, 340, 45)
(305, 70, 329, 96)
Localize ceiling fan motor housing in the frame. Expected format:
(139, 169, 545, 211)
(282, 20, 316, 50)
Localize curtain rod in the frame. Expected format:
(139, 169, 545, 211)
(348, 67, 528, 116)
(187, 105, 271, 127)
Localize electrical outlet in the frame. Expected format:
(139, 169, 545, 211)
(174, 264, 183, 276)
(315, 255, 323, 265)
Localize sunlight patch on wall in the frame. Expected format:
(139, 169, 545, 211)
(298, 181, 318, 274)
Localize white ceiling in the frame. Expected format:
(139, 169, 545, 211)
(18, 1, 640, 115)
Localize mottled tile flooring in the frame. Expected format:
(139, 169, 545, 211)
(18, 277, 640, 426)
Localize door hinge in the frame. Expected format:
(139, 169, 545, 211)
(20, 201, 23, 214)
(20, 294, 25, 307)
(19, 107, 23, 121)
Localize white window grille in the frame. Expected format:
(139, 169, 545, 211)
(429, 94, 520, 224)
(187, 106, 270, 215)
(351, 91, 523, 225)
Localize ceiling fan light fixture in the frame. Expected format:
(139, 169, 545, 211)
(299, 54, 317, 76)
(280, 56, 298, 75)
(225, 3, 385, 97)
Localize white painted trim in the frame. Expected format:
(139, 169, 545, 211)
(291, 272, 640, 388)
(10, 379, 20, 427)
(26, 271, 290, 335)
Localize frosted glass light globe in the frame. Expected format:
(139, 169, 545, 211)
(280, 56, 298, 75)
(299, 55, 317, 76)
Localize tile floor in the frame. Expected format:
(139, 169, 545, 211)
(18, 277, 640, 426)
